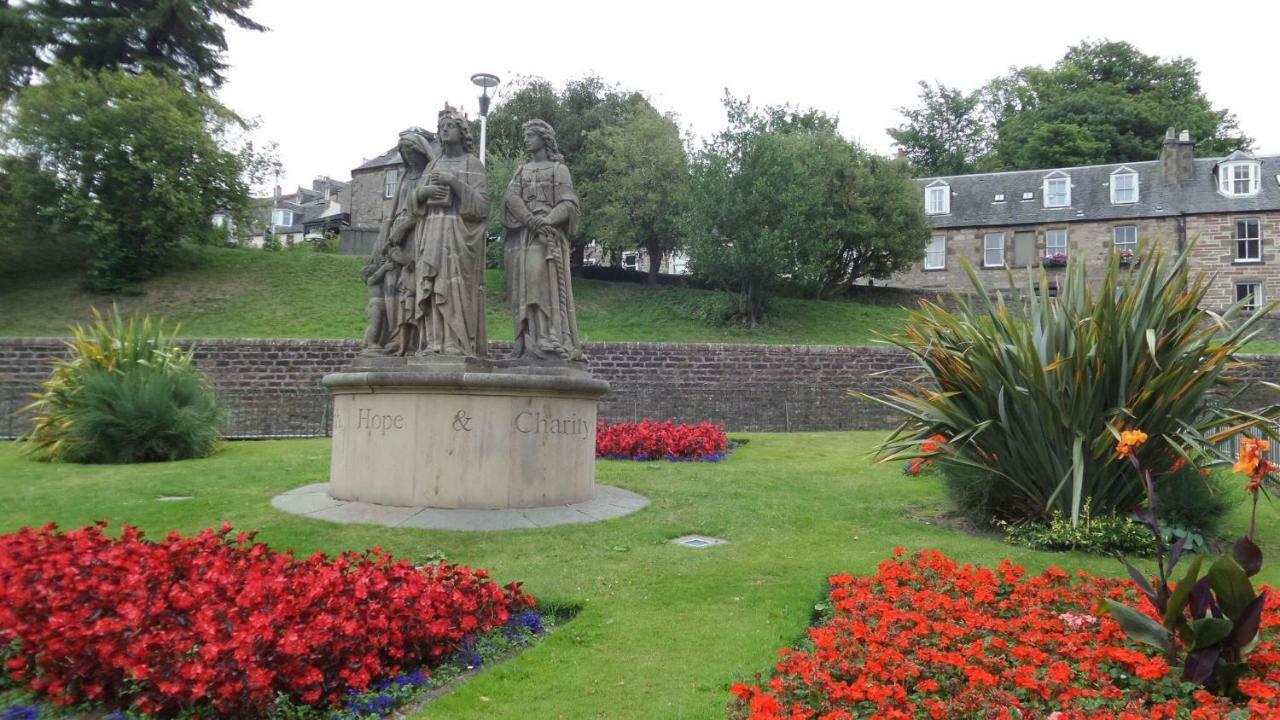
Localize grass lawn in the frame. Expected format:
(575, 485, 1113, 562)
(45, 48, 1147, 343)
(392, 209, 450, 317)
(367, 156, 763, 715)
(0, 245, 910, 346)
(2, 432, 1276, 719)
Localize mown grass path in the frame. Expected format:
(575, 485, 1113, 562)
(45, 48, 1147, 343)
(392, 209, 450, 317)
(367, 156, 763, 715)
(2, 433, 1276, 719)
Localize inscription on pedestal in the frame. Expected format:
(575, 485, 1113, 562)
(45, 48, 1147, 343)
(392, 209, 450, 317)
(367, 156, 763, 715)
(513, 411, 591, 440)
(355, 407, 405, 435)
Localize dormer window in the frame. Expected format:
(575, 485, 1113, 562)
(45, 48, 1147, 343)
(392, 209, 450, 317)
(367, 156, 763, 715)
(1217, 152, 1262, 197)
(271, 209, 293, 228)
(925, 182, 950, 215)
(1111, 168, 1139, 204)
(1219, 162, 1260, 197)
(1043, 172, 1070, 208)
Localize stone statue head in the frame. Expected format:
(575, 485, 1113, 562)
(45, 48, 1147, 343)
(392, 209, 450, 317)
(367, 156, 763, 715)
(521, 119, 564, 162)
(397, 127, 434, 169)
(437, 111, 474, 154)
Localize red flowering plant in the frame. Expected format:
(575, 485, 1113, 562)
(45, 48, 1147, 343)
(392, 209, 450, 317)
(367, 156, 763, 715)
(595, 419, 729, 461)
(1104, 427, 1275, 698)
(728, 549, 1280, 719)
(0, 522, 534, 718)
(904, 434, 947, 476)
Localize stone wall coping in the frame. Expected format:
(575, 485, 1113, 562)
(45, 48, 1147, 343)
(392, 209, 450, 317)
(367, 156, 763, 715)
(0, 336, 910, 356)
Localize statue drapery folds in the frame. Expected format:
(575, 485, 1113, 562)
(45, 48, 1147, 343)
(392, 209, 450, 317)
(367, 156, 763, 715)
(502, 119, 583, 361)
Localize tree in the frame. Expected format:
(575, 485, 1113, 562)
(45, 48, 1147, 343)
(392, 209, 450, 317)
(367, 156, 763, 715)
(688, 94, 930, 324)
(3, 65, 270, 291)
(581, 109, 690, 285)
(0, 0, 265, 98)
(479, 75, 655, 263)
(887, 81, 989, 176)
(889, 40, 1251, 173)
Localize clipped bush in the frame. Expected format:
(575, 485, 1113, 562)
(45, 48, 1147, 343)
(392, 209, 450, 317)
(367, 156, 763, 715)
(996, 500, 1154, 557)
(20, 307, 223, 463)
(862, 244, 1278, 524)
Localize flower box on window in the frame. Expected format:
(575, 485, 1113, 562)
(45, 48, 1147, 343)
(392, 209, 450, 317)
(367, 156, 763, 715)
(1117, 249, 1140, 266)
(1042, 253, 1068, 268)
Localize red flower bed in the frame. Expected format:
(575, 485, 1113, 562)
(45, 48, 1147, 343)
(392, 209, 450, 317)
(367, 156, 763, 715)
(730, 550, 1280, 719)
(596, 419, 729, 461)
(0, 522, 534, 717)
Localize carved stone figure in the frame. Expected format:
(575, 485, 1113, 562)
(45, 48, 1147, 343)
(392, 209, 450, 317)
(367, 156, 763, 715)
(502, 119, 583, 361)
(413, 110, 490, 357)
(360, 249, 396, 351)
(377, 127, 436, 356)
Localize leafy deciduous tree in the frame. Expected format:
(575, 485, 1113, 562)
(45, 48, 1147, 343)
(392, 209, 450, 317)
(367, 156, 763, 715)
(581, 109, 690, 285)
(689, 94, 930, 324)
(3, 65, 271, 291)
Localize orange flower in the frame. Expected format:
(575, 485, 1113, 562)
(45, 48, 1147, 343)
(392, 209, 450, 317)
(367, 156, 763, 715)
(1115, 429, 1148, 459)
(1234, 437, 1273, 493)
(1168, 456, 1187, 473)
(921, 434, 948, 454)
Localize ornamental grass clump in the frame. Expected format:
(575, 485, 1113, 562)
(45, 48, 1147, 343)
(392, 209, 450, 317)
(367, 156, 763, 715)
(862, 243, 1279, 525)
(20, 306, 223, 463)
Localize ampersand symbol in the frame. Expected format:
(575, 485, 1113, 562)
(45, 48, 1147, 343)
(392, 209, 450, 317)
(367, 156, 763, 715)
(452, 410, 473, 432)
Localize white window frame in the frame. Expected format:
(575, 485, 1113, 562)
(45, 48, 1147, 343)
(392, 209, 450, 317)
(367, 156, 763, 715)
(271, 209, 293, 228)
(1236, 218, 1262, 262)
(1043, 172, 1070, 208)
(924, 235, 946, 270)
(1219, 162, 1261, 197)
(1045, 229, 1068, 257)
(1235, 281, 1264, 312)
(622, 252, 639, 270)
(993, 194, 1006, 203)
(384, 169, 401, 199)
(1114, 225, 1138, 254)
(925, 182, 950, 215)
(1110, 169, 1139, 204)
(983, 233, 1005, 268)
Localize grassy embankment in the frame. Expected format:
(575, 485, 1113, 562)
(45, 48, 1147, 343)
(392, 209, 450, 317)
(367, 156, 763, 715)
(0, 245, 911, 346)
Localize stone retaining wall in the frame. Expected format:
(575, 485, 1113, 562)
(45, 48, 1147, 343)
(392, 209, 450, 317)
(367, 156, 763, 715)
(0, 338, 927, 438)
(4, 337, 1277, 439)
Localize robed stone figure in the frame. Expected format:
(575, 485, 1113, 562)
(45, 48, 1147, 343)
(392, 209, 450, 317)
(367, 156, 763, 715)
(414, 110, 490, 357)
(369, 127, 436, 356)
(502, 119, 583, 361)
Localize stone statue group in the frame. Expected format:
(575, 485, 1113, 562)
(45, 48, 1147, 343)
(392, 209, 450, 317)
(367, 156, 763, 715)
(361, 109, 583, 363)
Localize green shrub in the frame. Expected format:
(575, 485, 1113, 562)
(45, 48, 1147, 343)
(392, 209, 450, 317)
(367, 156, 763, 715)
(59, 365, 222, 463)
(997, 501, 1154, 557)
(1155, 467, 1238, 538)
(862, 242, 1278, 524)
(20, 306, 223, 463)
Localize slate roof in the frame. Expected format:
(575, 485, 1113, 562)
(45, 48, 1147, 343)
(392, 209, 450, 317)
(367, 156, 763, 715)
(353, 147, 404, 173)
(918, 155, 1280, 229)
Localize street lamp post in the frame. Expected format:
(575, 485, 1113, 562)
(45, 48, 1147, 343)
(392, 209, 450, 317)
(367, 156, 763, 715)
(470, 73, 500, 164)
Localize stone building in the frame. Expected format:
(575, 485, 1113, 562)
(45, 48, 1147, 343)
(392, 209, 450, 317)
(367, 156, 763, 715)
(243, 176, 349, 249)
(891, 130, 1280, 312)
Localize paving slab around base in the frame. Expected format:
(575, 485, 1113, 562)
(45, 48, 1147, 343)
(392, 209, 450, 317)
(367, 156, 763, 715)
(272, 483, 649, 531)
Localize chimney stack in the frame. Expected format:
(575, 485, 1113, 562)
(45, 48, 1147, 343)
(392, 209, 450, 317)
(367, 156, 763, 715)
(1159, 127, 1195, 184)
(273, 184, 282, 202)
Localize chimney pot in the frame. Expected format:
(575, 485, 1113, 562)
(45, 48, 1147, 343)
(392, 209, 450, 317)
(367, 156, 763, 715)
(1165, 127, 1176, 140)
(1178, 130, 1191, 142)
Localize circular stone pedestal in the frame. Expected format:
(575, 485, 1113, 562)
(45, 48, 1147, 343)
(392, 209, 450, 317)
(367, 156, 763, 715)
(323, 366, 610, 510)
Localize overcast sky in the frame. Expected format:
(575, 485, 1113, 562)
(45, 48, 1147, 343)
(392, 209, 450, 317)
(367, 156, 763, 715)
(218, 0, 1280, 193)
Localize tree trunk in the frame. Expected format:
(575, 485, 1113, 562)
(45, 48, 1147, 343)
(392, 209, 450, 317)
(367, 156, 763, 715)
(646, 238, 661, 286)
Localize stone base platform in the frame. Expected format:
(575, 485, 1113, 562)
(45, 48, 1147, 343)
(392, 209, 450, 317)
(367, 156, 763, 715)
(324, 362, 610, 510)
(272, 482, 648, 531)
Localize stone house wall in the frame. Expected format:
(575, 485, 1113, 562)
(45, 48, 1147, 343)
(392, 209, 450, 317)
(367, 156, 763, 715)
(348, 165, 400, 232)
(889, 217, 1180, 293)
(1186, 213, 1280, 310)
